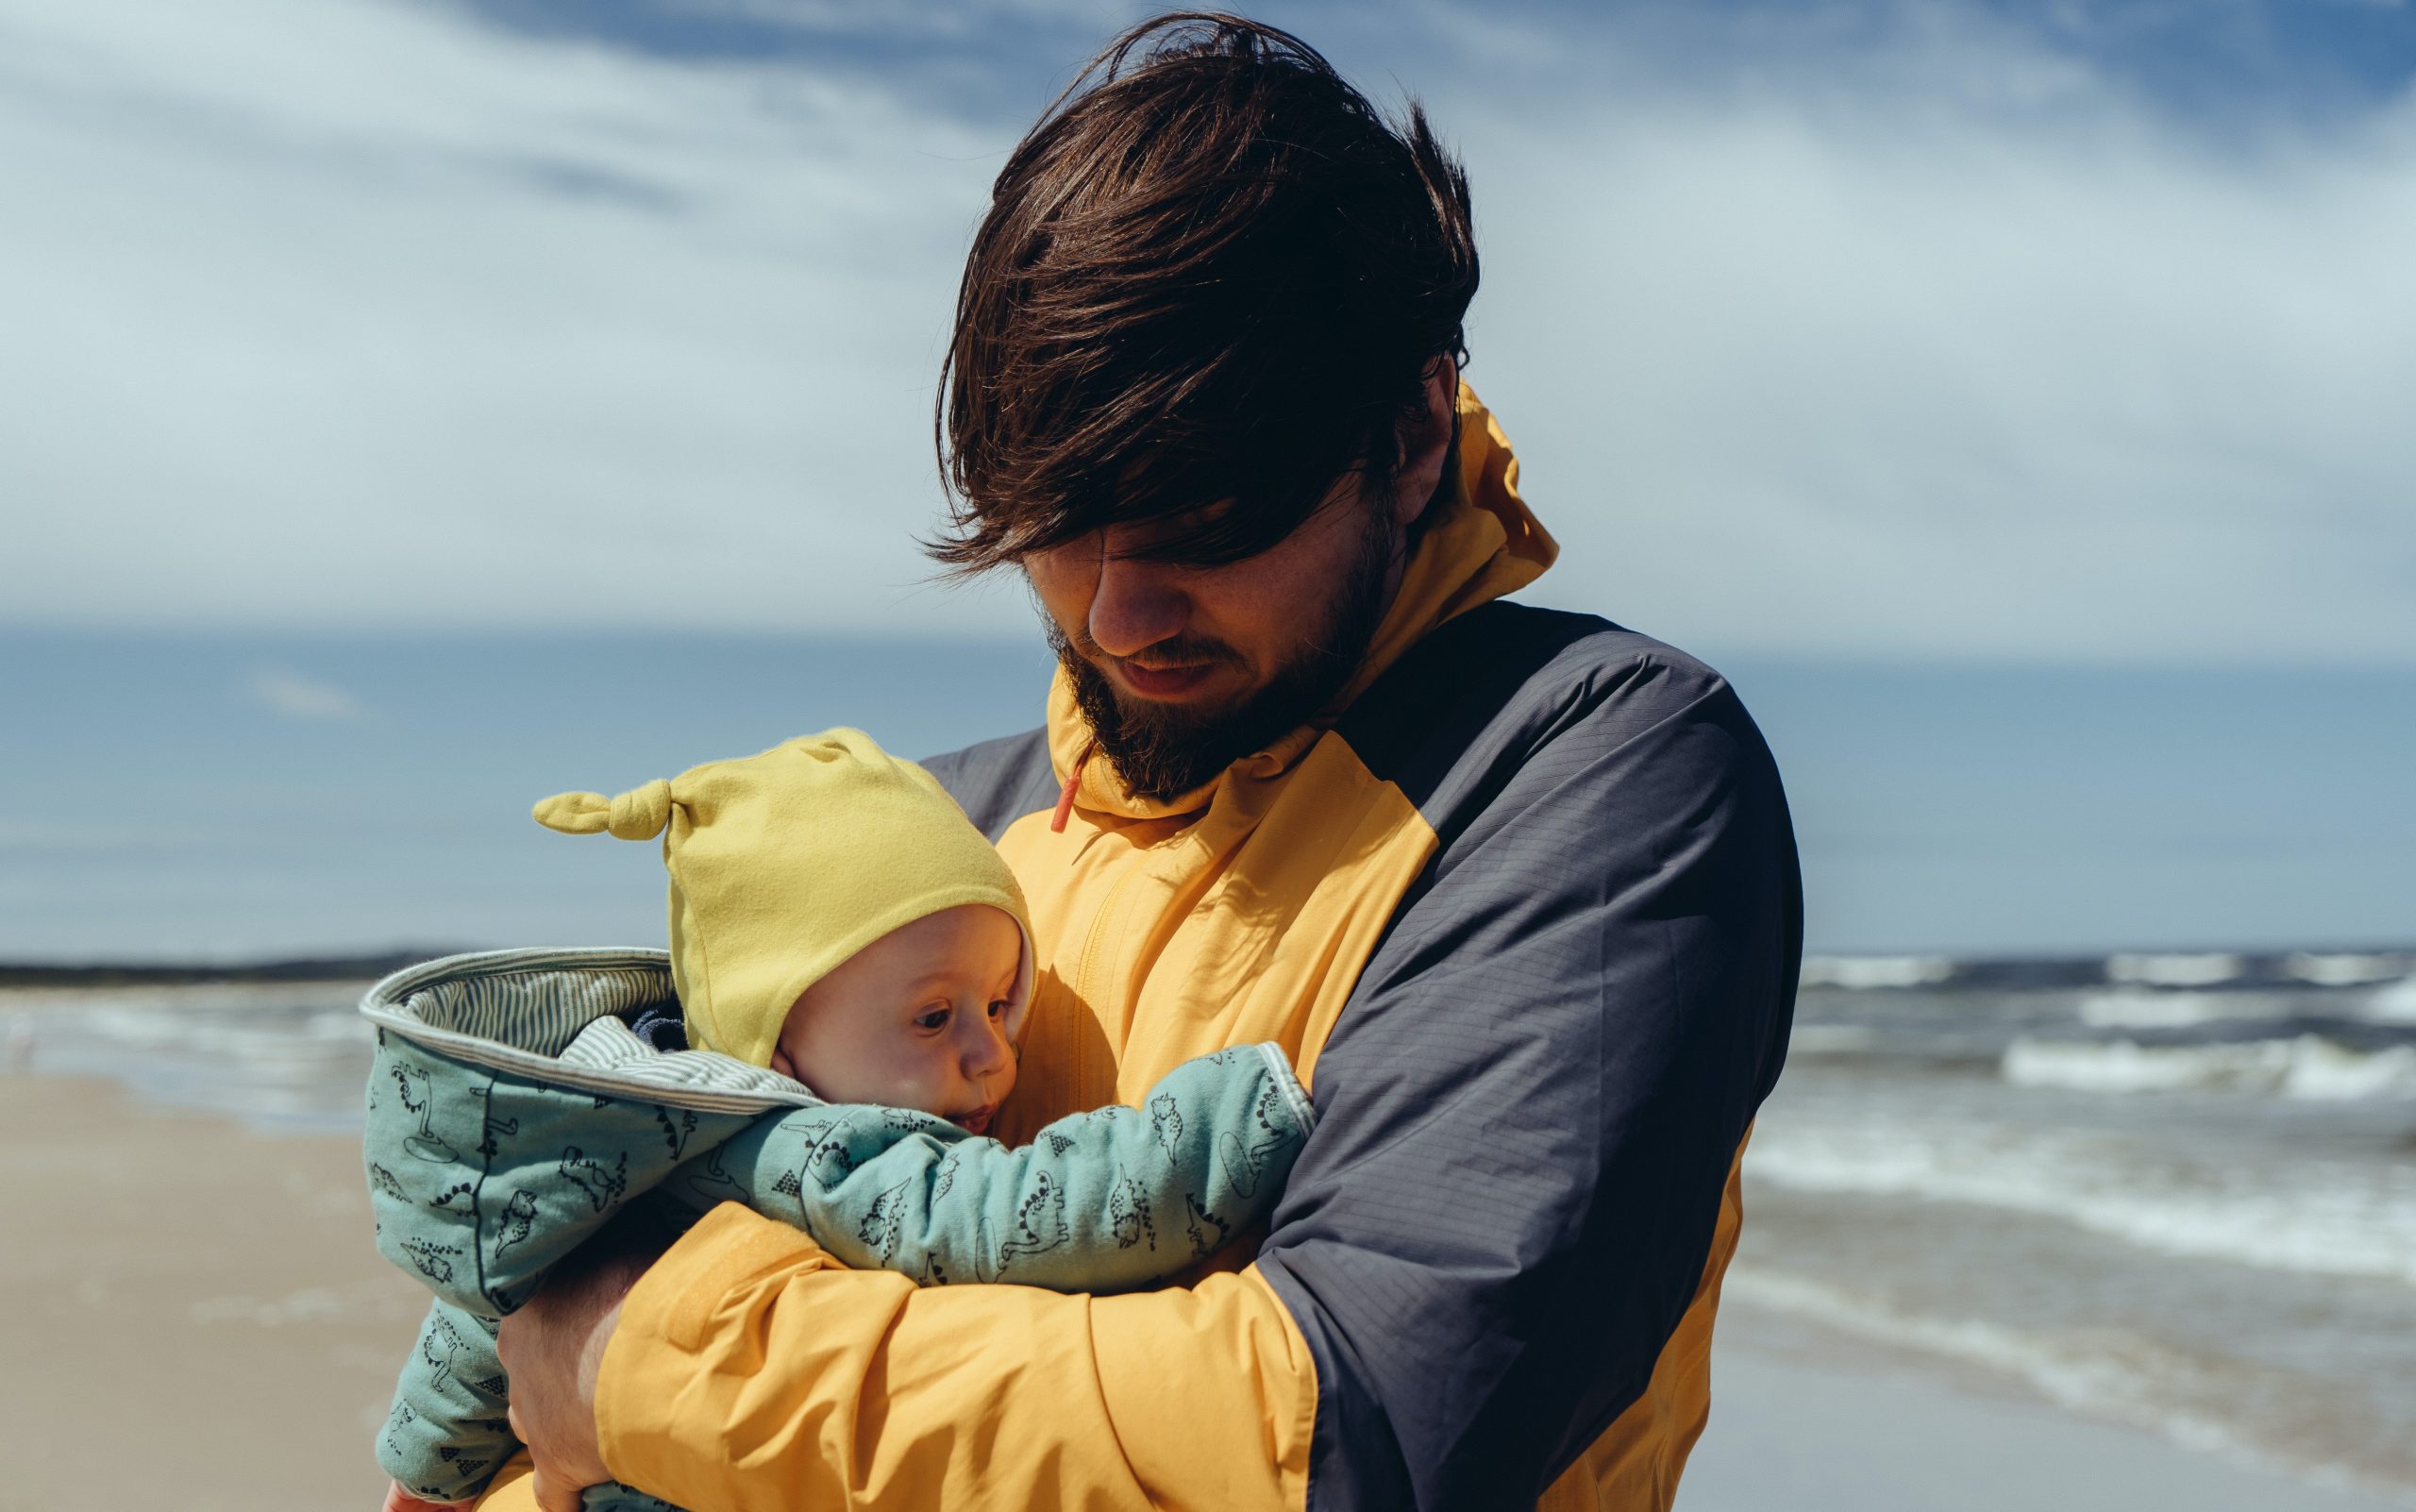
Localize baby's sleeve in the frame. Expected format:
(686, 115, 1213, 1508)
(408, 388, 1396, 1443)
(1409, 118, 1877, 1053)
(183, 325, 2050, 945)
(377, 1299, 515, 1504)
(718, 1042, 1316, 1291)
(378, 1297, 688, 1512)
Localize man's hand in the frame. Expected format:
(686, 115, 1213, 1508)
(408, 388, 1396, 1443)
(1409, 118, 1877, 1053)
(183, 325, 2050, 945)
(496, 1214, 668, 1512)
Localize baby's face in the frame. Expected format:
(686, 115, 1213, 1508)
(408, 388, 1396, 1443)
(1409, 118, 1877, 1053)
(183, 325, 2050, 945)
(769, 903, 1022, 1134)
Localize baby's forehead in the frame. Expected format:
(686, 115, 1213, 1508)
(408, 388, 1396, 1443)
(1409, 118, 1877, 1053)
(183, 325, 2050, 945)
(875, 924, 1022, 983)
(896, 954, 1012, 991)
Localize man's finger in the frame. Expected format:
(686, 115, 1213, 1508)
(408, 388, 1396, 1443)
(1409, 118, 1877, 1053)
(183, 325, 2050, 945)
(528, 1463, 588, 1512)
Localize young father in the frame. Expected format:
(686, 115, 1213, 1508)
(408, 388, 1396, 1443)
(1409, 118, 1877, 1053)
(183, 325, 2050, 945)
(492, 15, 1800, 1512)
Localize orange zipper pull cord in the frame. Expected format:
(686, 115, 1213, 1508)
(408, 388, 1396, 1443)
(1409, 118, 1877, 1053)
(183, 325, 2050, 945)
(1050, 744, 1093, 833)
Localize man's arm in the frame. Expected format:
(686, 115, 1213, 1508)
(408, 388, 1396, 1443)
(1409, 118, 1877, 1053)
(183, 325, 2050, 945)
(1261, 647, 1801, 1506)
(523, 641, 1796, 1512)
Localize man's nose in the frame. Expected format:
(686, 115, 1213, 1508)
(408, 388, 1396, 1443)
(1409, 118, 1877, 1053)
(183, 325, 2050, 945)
(1085, 546, 1189, 659)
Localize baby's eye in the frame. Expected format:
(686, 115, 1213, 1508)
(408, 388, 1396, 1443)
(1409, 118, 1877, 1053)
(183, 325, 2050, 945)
(914, 1006, 951, 1033)
(987, 999, 1011, 1019)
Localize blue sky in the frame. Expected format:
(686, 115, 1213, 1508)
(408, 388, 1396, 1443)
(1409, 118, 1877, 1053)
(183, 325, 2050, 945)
(2, 0, 2410, 958)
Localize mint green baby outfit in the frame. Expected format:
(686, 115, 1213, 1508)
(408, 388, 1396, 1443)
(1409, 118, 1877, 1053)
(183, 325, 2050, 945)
(362, 949, 1314, 1509)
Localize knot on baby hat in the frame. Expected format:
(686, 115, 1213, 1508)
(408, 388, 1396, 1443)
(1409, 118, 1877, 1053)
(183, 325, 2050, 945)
(531, 779, 675, 841)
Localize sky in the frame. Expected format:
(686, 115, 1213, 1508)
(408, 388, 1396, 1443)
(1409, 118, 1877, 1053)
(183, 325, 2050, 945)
(6, 0, 2413, 661)
(2, 0, 2411, 958)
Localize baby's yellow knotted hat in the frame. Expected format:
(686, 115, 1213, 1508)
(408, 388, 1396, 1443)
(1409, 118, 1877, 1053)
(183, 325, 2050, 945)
(534, 728, 1032, 1068)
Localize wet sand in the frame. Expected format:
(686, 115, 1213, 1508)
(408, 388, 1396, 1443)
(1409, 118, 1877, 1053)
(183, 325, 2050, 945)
(3, 1071, 2405, 1512)
(1688, 1302, 2412, 1511)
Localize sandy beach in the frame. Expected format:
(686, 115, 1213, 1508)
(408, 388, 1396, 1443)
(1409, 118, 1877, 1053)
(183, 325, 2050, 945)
(3, 1067, 2408, 1512)
(0, 1076, 426, 1512)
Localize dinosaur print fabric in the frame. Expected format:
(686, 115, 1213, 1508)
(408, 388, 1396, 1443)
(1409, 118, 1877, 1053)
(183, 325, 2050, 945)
(361, 949, 1315, 1507)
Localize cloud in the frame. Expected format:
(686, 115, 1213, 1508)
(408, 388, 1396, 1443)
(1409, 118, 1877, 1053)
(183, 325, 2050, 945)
(2, 0, 2412, 665)
(245, 667, 370, 721)
(0, 0, 1016, 633)
(1438, 38, 2416, 664)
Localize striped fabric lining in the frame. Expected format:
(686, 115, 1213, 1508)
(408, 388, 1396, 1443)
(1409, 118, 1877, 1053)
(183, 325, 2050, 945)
(359, 948, 824, 1114)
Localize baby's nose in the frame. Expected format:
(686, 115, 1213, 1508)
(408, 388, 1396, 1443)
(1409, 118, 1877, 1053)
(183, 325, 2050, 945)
(964, 1020, 1013, 1079)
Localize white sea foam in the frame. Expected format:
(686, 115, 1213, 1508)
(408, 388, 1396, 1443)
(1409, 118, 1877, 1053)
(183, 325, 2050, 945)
(2287, 952, 2410, 987)
(3, 983, 376, 1128)
(2106, 952, 2243, 987)
(2004, 1034, 2416, 1100)
(0, 981, 369, 1016)
(2075, 990, 2239, 1030)
(1781, 1024, 1881, 1055)
(1747, 1120, 2416, 1287)
(1801, 954, 1955, 990)
(1724, 1268, 2243, 1457)
(2365, 977, 2416, 1025)
(1720, 1268, 2416, 1504)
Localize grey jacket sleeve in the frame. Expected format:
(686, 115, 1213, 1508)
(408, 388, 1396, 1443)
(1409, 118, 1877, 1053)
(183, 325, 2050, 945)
(1254, 614, 1803, 1510)
(714, 1043, 1315, 1290)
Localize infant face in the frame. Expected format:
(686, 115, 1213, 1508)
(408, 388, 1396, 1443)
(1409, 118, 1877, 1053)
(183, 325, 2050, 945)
(768, 903, 1022, 1134)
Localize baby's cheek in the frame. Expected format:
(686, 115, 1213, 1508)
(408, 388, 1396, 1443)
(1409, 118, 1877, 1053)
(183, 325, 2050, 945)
(891, 1047, 962, 1117)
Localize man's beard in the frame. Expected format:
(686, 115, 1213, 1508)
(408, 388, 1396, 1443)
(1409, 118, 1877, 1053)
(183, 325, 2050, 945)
(1049, 508, 1400, 804)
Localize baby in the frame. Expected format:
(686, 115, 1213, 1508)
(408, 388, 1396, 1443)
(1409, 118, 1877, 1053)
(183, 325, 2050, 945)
(364, 729, 1315, 1512)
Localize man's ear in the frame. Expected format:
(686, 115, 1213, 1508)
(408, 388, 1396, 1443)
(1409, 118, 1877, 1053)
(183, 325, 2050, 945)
(1392, 356, 1460, 531)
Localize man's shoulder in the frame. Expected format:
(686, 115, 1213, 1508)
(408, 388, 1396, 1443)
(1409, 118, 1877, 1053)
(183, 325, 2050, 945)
(922, 604, 1766, 841)
(1337, 599, 1764, 822)
(920, 728, 1054, 842)
(1408, 598, 1728, 679)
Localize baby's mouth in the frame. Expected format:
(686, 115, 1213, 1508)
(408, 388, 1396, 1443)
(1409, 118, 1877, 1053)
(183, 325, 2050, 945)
(952, 1104, 998, 1136)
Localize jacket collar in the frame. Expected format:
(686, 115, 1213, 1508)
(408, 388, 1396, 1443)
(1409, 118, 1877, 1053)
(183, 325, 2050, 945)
(1044, 382, 1558, 822)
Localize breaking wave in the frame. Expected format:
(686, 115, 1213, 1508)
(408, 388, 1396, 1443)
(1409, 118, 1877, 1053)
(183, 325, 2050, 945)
(2003, 1034, 2416, 1100)
(1747, 1123, 2416, 1287)
(2106, 952, 2245, 987)
(1800, 954, 1955, 990)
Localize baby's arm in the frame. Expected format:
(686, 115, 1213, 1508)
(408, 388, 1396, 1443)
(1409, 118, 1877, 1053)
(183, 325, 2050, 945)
(714, 1042, 1316, 1290)
(376, 1299, 514, 1505)
(376, 1290, 688, 1512)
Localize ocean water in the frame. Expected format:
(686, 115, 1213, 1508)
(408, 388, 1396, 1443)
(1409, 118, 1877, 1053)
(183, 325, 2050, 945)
(1736, 952, 2416, 1502)
(6, 949, 2413, 1496)
(6, 631, 2415, 960)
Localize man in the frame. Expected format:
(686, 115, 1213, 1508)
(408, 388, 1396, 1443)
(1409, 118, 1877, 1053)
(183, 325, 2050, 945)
(493, 15, 1798, 1511)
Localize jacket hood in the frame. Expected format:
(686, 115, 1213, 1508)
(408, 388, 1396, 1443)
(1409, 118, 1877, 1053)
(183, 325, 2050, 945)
(1046, 382, 1558, 821)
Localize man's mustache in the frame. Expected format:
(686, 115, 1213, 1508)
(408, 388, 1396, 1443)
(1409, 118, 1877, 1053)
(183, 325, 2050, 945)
(1066, 629, 1247, 676)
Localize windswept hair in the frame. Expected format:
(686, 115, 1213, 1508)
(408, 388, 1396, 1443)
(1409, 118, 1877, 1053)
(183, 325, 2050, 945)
(930, 11, 1478, 572)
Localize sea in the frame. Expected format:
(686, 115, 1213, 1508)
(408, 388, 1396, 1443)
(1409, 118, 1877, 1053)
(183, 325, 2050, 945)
(1736, 949, 2416, 1503)
(6, 946, 2412, 1499)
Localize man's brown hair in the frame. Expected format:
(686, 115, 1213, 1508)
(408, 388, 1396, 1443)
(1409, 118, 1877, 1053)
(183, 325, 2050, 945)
(930, 11, 1478, 572)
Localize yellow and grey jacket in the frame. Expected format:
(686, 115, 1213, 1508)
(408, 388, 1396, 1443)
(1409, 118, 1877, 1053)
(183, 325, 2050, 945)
(501, 388, 1801, 1512)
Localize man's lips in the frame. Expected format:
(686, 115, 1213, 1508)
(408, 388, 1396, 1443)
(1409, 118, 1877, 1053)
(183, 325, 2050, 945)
(1108, 659, 1218, 699)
